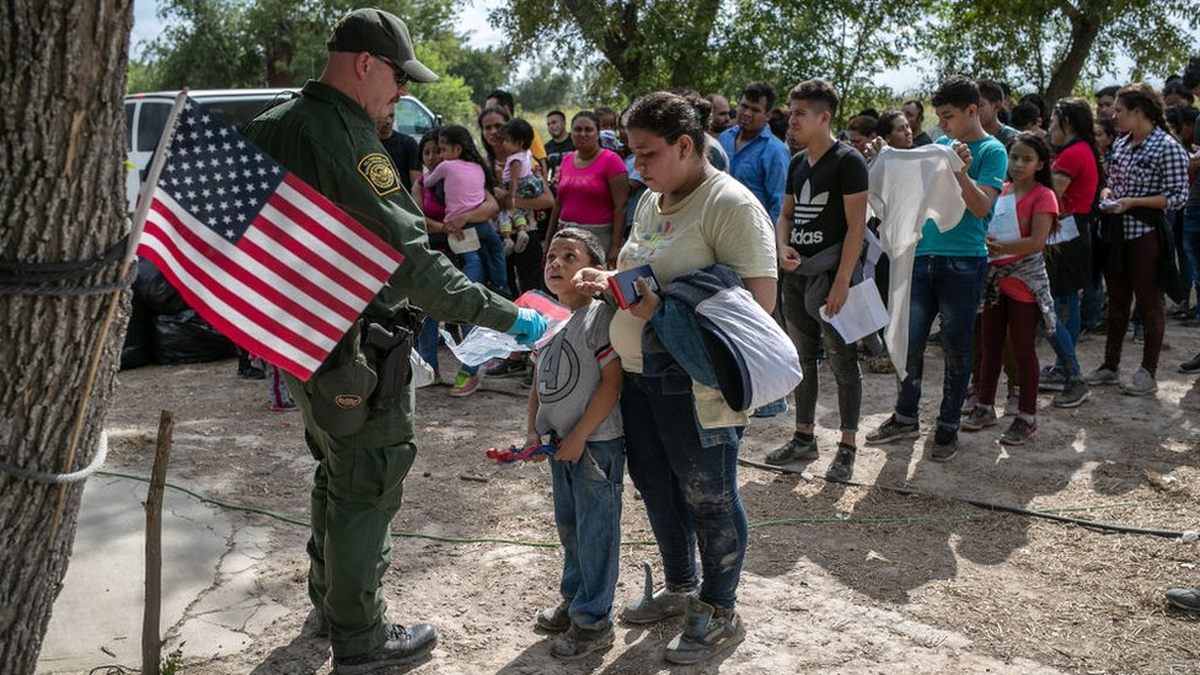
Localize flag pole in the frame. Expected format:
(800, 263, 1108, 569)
(47, 91, 191, 547)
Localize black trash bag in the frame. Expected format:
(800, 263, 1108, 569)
(120, 289, 155, 370)
(135, 257, 188, 315)
(153, 309, 237, 364)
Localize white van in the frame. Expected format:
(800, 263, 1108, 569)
(125, 88, 438, 210)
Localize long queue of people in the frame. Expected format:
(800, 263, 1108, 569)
(401, 70, 1199, 664)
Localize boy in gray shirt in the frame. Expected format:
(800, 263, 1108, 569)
(524, 228, 624, 660)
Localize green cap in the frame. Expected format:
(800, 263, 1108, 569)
(326, 8, 439, 83)
(310, 357, 378, 437)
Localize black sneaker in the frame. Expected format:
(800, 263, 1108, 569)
(549, 623, 615, 660)
(865, 415, 920, 444)
(1000, 417, 1037, 446)
(333, 623, 438, 674)
(486, 358, 526, 378)
(1038, 366, 1067, 392)
(961, 405, 997, 432)
(1052, 379, 1091, 408)
(1165, 586, 1200, 612)
(930, 427, 958, 462)
(664, 598, 746, 665)
(536, 598, 571, 632)
(825, 443, 856, 482)
(1180, 353, 1200, 374)
(765, 435, 818, 464)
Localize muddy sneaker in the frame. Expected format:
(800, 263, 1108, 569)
(449, 370, 483, 397)
(930, 426, 958, 462)
(1052, 379, 1091, 408)
(961, 405, 998, 432)
(865, 415, 920, 444)
(536, 598, 571, 632)
(999, 417, 1037, 446)
(1038, 367, 1067, 392)
(1165, 587, 1200, 612)
(664, 598, 746, 665)
(765, 434, 818, 464)
(620, 564, 693, 624)
(824, 443, 856, 482)
(1180, 353, 1200, 374)
(333, 623, 438, 674)
(1120, 367, 1157, 396)
(1084, 366, 1119, 385)
(550, 623, 615, 660)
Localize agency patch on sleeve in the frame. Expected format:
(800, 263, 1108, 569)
(357, 153, 401, 196)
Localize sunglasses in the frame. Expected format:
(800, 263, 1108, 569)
(372, 54, 409, 88)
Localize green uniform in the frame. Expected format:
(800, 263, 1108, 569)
(243, 80, 517, 658)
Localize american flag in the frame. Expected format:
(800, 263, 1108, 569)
(137, 98, 405, 380)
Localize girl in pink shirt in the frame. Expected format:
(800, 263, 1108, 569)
(964, 134, 1059, 445)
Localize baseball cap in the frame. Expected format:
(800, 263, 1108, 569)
(326, 8, 439, 83)
(310, 357, 378, 437)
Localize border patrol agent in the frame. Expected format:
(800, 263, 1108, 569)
(243, 9, 546, 673)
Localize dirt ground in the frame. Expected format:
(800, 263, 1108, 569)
(92, 315, 1200, 675)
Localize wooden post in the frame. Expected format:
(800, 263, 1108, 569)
(142, 410, 173, 675)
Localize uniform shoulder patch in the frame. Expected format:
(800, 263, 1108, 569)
(357, 152, 401, 197)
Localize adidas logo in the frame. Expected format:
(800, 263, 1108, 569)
(792, 179, 828, 226)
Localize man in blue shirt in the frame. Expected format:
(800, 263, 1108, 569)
(719, 81, 792, 224)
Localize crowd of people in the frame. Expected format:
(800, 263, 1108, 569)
(399, 68, 1200, 665)
(241, 7, 1200, 672)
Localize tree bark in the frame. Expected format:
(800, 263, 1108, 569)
(1045, 10, 1102, 104)
(0, 1, 133, 673)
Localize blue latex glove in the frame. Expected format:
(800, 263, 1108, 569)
(506, 307, 547, 346)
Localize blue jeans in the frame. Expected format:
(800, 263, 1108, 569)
(456, 248, 485, 376)
(1181, 211, 1200, 320)
(895, 255, 987, 432)
(1051, 293, 1081, 376)
(551, 437, 625, 629)
(416, 316, 440, 373)
(621, 372, 747, 609)
(471, 222, 508, 298)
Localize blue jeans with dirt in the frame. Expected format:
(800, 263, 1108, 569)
(895, 255, 987, 433)
(621, 372, 748, 609)
(551, 437, 625, 629)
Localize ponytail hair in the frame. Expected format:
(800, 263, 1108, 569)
(438, 125, 496, 191)
(1116, 83, 1170, 133)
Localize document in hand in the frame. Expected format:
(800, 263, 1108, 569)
(1046, 215, 1080, 246)
(819, 280, 889, 344)
(988, 194, 1021, 242)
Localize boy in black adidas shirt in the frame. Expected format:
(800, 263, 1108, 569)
(766, 78, 868, 481)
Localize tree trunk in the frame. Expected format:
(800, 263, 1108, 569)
(0, 1, 133, 673)
(1045, 12, 1102, 104)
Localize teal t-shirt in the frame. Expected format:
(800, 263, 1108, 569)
(914, 135, 1008, 257)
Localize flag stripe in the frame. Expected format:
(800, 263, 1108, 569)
(235, 233, 360, 322)
(251, 215, 378, 303)
(146, 198, 341, 349)
(282, 175, 405, 272)
(144, 208, 329, 362)
(138, 232, 322, 377)
(264, 195, 396, 291)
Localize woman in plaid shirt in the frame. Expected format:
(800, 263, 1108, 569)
(1085, 83, 1190, 396)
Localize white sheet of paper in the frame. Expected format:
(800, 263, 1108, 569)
(447, 226, 480, 253)
(988, 194, 1021, 242)
(820, 280, 890, 344)
(1046, 214, 1080, 246)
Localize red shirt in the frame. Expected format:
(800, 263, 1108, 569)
(996, 182, 1059, 303)
(1052, 140, 1099, 216)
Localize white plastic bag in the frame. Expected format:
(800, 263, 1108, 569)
(439, 327, 528, 367)
(410, 349, 437, 388)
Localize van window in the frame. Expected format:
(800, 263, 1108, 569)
(137, 101, 173, 153)
(394, 98, 434, 137)
(200, 94, 296, 132)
